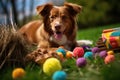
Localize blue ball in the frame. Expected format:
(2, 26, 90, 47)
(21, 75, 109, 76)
(56, 48, 66, 57)
(84, 52, 93, 59)
(52, 71, 67, 80)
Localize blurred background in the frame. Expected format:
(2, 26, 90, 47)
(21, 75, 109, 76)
(0, 0, 120, 28)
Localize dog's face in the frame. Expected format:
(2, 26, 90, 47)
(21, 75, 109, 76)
(36, 3, 82, 40)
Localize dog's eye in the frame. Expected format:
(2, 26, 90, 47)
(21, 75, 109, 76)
(50, 15, 56, 19)
(61, 15, 67, 19)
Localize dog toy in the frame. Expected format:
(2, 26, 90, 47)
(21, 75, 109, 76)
(52, 71, 67, 80)
(73, 47, 84, 58)
(66, 51, 73, 58)
(84, 51, 93, 59)
(107, 50, 114, 55)
(57, 52, 64, 59)
(99, 50, 107, 58)
(56, 48, 66, 57)
(12, 68, 26, 79)
(92, 47, 100, 54)
(104, 55, 115, 64)
(76, 57, 87, 67)
(43, 58, 62, 76)
(96, 28, 120, 51)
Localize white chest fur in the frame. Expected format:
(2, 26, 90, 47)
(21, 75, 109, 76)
(50, 35, 67, 45)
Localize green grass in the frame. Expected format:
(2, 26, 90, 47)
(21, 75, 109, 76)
(1, 23, 120, 80)
(77, 23, 120, 42)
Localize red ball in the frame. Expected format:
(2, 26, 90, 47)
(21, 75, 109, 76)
(73, 47, 84, 58)
(104, 55, 115, 64)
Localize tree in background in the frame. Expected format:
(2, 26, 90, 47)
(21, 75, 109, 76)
(0, 0, 120, 27)
(0, 0, 10, 24)
(0, 0, 35, 26)
(67, 0, 120, 27)
(21, 0, 26, 25)
(106, 0, 120, 23)
(10, 0, 18, 25)
(67, 0, 110, 27)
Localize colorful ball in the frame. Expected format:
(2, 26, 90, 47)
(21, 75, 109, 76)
(73, 47, 84, 58)
(57, 52, 64, 59)
(52, 71, 67, 80)
(56, 48, 66, 57)
(43, 58, 62, 76)
(107, 50, 114, 55)
(66, 51, 73, 58)
(84, 51, 93, 59)
(76, 57, 87, 67)
(12, 68, 25, 79)
(99, 50, 107, 58)
(92, 47, 99, 54)
(104, 55, 115, 64)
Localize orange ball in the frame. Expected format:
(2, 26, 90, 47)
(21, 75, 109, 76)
(12, 68, 25, 79)
(104, 55, 115, 64)
(66, 51, 73, 58)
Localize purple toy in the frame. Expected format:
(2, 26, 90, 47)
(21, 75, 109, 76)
(92, 47, 100, 55)
(76, 57, 87, 67)
(99, 50, 107, 58)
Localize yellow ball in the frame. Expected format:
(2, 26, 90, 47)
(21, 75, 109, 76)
(107, 50, 114, 55)
(12, 68, 25, 79)
(43, 58, 62, 76)
(57, 52, 64, 59)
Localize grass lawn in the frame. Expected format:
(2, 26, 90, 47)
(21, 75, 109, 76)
(0, 23, 120, 80)
(77, 23, 120, 42)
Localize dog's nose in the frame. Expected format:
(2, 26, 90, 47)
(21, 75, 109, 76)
(55, 24, 61, 30)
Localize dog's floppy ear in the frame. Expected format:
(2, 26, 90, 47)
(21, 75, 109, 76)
(36, 3, 53, 16)
(64, 3, 82, 16)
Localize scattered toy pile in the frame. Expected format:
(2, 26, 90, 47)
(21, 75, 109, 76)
(12, 28, 120, 80)
(12, 45, 117, 80)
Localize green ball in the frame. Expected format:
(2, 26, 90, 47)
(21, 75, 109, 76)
(43, 58, 62, 76)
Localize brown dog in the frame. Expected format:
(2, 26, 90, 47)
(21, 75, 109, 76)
(18, 3, 82, 51)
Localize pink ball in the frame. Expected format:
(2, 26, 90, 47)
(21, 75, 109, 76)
(73, 47, 84, 58)
(104, 55, 115, 64)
